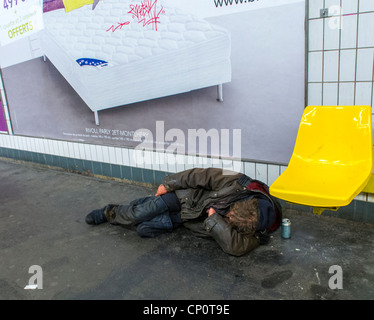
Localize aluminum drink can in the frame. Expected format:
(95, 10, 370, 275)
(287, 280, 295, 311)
(282, 218, 291, 239)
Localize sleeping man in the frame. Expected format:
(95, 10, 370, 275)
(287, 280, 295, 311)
(85, 168, 282, 256)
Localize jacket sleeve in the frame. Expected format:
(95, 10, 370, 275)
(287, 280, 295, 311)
(162, 168, 242, 192)
(203, 213, 259, 257)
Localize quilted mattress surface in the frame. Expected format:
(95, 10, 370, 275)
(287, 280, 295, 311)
(41, 0, 231, 112)
(43, 0, 231, 68)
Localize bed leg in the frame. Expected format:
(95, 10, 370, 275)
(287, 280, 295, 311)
(94, 111, 99, 126)
(217, 84, 223, 102)
(43, 55, 47, 62)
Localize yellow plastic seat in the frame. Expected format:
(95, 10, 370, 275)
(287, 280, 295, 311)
(363, 174, 374, 193)
(270, 105, 372, 210)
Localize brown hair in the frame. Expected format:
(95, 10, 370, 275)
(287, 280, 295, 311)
(228, 198, 258, 235)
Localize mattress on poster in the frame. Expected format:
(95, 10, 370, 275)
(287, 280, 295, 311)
(40, 0, 231, 112)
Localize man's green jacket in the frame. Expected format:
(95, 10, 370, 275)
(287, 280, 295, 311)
(162, 167, 282, 256)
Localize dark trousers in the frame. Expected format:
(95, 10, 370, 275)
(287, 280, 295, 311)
(105, 196, 182, 238)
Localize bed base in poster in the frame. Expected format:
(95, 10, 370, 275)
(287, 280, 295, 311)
(41, 1, 232, 126)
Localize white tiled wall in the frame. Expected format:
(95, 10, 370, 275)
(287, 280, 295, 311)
(0, 133, 288, 189)
(307, 0, 374, 107)
(306, 0, 374, 202)
(0, 132, 370, 202)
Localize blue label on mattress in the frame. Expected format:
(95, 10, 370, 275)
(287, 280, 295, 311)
(76, 58, 108, 67)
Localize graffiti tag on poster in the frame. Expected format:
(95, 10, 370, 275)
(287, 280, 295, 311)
(106, 0, 165, 33)
(0, 0, 43, 46)
(128, 0, 165, 30)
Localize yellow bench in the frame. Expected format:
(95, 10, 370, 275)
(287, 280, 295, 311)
(270, 105, 373, 214)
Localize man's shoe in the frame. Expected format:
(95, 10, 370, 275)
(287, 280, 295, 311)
(85, 207, 107, 225)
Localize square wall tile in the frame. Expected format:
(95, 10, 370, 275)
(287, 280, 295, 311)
(182, 155, 193, 170)
(309, 0, 323, 19)
(324, 17, 340, 50)
(355, 82, 373, 105)
(154, 170, 169, 185)
(309, 19, 324, 51)
(67, 142, 75, 158)
(308, 83, 323, 105)
(255, 163, 267, 183)
(175, 154, 185, 173)
(339, 49, 356, 81)
(359, 0, 374, 12)
(157, 152, 168, 172)
(101, 163, 111, 177)
(323, 50, 339, 81)
(131, 167, 143, 182)
(95, 145, 104, 162)
(323, 82, 338, 105)
(78, 143, 86, 160)
(128, 149, 137, 167)
(121, 148, 130, 166)
(111, 164, 121, 179)
(341, 0, 358, 15)
(267, 165, 280, 186)
(62, 141, 70, 158)
(356, 48, 374, 81)
(114, 147, 123, 165)
(83, 144, 91, 160)
(325, 0, 340, 10)
(108, 146, 116, 164)
(339, 82, 355, 105)
(358, 12, 374, 48)
(231, 161, 243, 174)
(142, 168, 155, 185)
(121, 165, 132, 180)
(142, 150, 154, 170)
(341, 15, 357, 49)
(244, 162, 255, 178)
(308, 51, 323, 82)
(101, 146, 110, 163)
(19, 136, 26, 151)
(91, 161, 103, 175)
(73, 143, 80, 158)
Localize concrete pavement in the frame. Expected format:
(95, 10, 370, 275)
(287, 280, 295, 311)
(1, 157, 374, 302)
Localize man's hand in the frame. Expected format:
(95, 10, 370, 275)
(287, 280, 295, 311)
(206, 208, 216, 217)
(155, 184, 168, 197)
